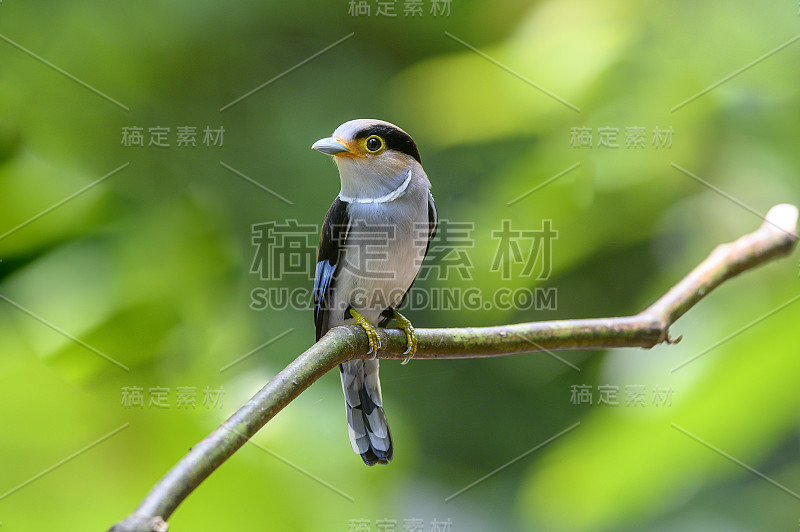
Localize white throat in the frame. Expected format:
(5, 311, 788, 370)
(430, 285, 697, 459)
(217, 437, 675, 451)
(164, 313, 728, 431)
(339, 169, 413, 204)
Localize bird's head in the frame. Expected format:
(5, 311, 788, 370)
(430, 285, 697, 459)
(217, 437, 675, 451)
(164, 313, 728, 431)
(312, 119, 428, 202)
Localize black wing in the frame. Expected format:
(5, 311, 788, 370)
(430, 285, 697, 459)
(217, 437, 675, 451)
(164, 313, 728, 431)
(423, 190, 438, 261)
(314, 197, 350, 341)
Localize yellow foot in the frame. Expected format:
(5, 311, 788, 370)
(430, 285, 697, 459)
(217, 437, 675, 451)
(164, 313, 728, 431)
(391, 310, 417, 365)
(349, 308, 381, 358)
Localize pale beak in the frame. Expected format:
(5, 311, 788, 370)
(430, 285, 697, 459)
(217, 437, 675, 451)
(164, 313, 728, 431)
(312, 137, 351, 156)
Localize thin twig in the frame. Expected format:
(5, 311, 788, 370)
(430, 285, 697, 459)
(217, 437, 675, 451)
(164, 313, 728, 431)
(109, 203, 798, 532)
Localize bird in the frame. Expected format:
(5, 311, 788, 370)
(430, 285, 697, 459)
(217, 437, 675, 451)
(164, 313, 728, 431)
(312, 119, 437, 466)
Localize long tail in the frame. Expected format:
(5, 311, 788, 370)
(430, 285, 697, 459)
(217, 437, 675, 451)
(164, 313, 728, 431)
(339, 359, 393, 465)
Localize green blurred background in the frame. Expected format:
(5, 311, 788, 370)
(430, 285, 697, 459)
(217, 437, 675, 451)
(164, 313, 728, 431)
(1, 1, 799, 530)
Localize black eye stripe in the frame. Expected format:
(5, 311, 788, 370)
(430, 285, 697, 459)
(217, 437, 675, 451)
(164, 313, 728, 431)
(354, 124, 421, 163)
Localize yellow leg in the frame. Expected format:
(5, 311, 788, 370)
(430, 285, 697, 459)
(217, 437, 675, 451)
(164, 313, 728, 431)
(391, 309, 417, 365)
(349, 308, 381, 357)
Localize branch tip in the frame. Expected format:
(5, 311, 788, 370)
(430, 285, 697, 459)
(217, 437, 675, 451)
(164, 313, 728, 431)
(666, 334, 683, 345)
(764, 203, 799, 239)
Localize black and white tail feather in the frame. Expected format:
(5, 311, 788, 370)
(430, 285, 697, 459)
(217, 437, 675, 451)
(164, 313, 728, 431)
(339, 358, 393, 464)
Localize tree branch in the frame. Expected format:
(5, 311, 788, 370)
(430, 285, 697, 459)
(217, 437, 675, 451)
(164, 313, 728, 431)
(109, 203, 798, 532)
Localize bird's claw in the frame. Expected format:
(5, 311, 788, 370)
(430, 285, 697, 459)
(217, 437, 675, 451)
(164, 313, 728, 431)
(392, 310, 417, 365)
(349, 308, 381, 357)
(369, 338, 382, 359)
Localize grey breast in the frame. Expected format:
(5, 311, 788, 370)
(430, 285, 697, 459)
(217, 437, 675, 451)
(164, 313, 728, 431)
(335, 187, 429, 324)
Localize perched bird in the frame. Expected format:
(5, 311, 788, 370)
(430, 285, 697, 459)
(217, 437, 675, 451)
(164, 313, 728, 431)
(312, 119, 437, 465)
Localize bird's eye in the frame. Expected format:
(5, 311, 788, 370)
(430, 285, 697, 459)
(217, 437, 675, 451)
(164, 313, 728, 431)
(365, 135, 383, 153)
